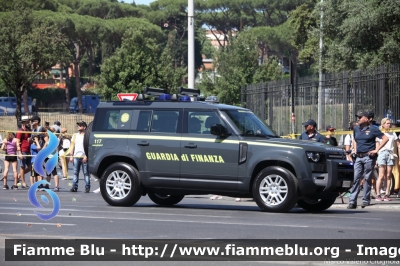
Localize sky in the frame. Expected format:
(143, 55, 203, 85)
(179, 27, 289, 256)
(122, 0, 154, 5)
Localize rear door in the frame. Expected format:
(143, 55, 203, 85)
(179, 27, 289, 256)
(129, 109, 183, 188)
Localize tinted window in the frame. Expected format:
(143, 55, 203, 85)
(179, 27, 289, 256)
(151, 110, 179, 133)
(187, 111, 224, 134)
(94, 109, 133, 131)
(135, 111, 152, 132)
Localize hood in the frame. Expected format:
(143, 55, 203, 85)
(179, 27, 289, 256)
(250, 137, 341, 151)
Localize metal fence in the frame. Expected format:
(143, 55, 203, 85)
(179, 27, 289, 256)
(241, 64, 400, 136)
(0, 113, 94, 139)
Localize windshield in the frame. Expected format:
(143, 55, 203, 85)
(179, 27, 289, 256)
(224, 109, 279, 138)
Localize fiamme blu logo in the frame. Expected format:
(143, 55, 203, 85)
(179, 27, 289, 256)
(28, 131, 60, 221)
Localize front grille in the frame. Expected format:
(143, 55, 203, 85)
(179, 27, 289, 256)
(327, 153, 346, 160)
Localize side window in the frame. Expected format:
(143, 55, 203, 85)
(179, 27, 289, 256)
(93, 109, 132, 131)
(151, 110, 179, 133)
(187, 111, 224, 134)
(136, 111, 152, 132)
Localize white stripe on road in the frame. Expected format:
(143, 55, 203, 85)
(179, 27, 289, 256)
(0, 221, 76, 226)
(0, 212, 308, 228)
(0, 206, 233, 218)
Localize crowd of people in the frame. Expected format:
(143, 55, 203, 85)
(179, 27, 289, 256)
(1, 115, 91, 193)
(299, 112, 400, 207)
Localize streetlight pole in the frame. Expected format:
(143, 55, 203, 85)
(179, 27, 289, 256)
(188, 0, 195, 89)
(318, 0, 324, 131)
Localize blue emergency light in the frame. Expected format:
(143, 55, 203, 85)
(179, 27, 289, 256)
(158, 94, 171, 101)
(178, 96, 191, 101)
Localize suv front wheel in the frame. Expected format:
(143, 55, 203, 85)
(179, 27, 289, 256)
(252, 166, 299, 212)
(100, 162, 142, 206)
(148, 192, 184, 206)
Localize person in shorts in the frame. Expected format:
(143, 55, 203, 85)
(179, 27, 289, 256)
(375, 118, 400, 201)
(1, 132, 21, 190)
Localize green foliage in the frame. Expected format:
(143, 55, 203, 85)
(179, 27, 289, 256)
(252, 57, 283, 84)
(97, 28, 162, 100)
(157, 30, 187, 93)
(0, 7, 70, 121)
(214, 33, 259, 105)
(0, 0, 59, 12)
(290, 0, 400, 72)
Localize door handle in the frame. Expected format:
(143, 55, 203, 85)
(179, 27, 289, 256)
(184, 143, 197, 149)
(137, 142, 149, 146)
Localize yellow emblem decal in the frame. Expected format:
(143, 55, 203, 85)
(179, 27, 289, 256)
(121, 113, 130, 123)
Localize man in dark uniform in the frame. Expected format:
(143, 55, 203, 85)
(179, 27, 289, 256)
(299, 119, 325, 142)
(347, 111, 388, 209)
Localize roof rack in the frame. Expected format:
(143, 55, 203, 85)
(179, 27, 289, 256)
(133, 87, 205, 103)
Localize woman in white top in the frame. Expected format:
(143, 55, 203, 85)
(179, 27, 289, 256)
(375, 118, 400, 201)
(344, 121, 358, 161)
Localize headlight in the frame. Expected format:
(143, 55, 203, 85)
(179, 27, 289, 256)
(306, 151, 324, 163)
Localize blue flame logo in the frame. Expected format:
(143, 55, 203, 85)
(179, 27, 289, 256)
(34, 131, 59, 177)
(28, 180, 60, 220)
(29, 130, 60, 220)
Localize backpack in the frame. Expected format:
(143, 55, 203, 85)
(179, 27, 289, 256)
(62, 138, 71, 150)
(337, 134, 346, 149)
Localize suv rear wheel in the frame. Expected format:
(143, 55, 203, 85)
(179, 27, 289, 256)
(297, 198, 336, 212)
(147, 192, 184, 205)
(252, 166, 298, 212)
(100, 162, 142, 206)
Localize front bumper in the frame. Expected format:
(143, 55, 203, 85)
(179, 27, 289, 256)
(300, 160, 354, 199)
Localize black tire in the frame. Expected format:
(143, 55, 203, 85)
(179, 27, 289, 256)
(297, 198, 336, 212)
(100, 162, 142, 206)
(147, 192, 184, 206)
(252, 166, 298, 212)
(83, 121, 93, 158)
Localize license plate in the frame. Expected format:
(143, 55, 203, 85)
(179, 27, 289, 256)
(342, 181, 351, 188)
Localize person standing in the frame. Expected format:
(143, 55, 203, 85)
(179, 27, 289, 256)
(323, 125, 338, 146)
(347, 111, 388, 209)
(344, 121, 358, 161)
(58, 128, 71, 180)
(68, 121, 90, 193)
(375, 118, 400, 201)
(299, 119, 325, 142)
(15, 116, 32, 188)
(1, 132, 21, 190)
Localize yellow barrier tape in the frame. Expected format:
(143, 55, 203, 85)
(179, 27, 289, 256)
(282, 129, 400, 139)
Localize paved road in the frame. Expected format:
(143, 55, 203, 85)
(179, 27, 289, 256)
(1, 166, 399, 266)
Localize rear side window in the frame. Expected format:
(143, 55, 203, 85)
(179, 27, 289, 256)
(93, 109, 133, 131)
(151, 110, 179, 133)
(134, 110, 152, 132)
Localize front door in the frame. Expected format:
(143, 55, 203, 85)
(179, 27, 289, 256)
(180, 110, 239, 192)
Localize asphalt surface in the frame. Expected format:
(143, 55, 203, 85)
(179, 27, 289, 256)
(1, 164, 400, 266)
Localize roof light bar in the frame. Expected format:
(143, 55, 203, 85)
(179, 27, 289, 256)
(143, 87, 168, 96)
(178, 87, 200, 96)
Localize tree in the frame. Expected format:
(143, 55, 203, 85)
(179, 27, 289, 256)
(214, 32, 259, 105)
(97, 27, 163, 100)
(157, 30, 187, 93)
(0, 7, 69, 122)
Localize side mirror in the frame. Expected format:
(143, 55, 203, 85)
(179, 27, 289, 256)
(210, 124, 230, 137)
